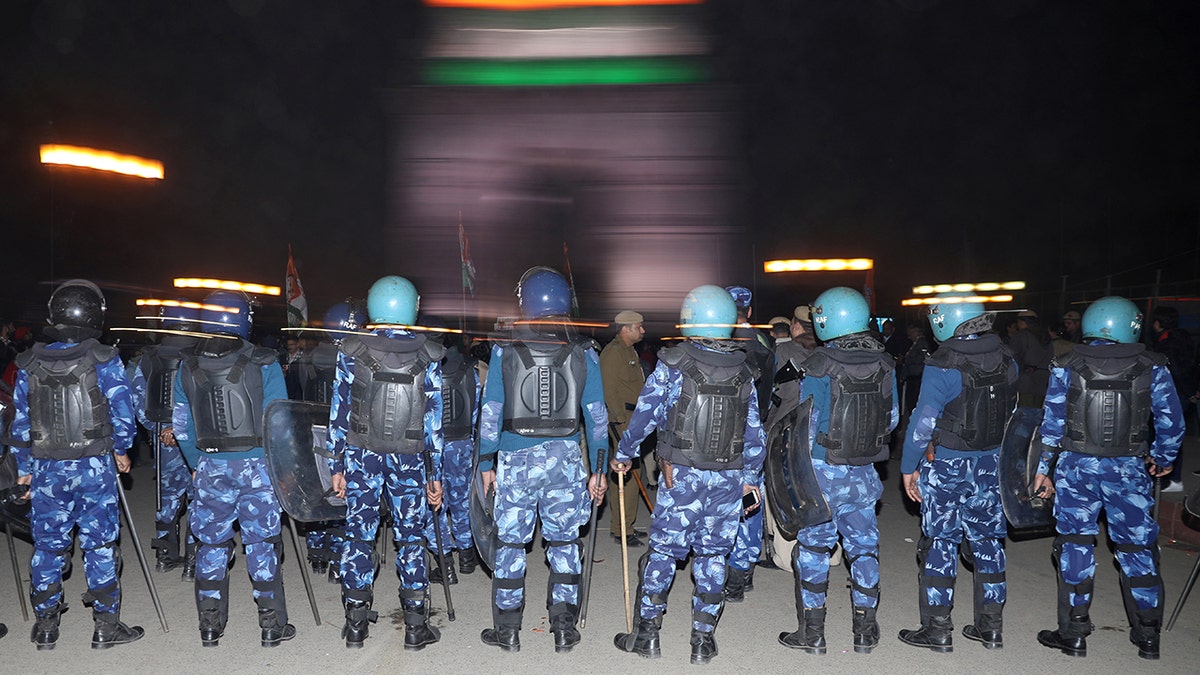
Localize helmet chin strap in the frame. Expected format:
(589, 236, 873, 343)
(45, 325, 101, 343)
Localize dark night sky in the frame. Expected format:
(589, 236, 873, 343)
(2, 0, 1198, 328)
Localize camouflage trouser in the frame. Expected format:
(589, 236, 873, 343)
(638, 463, 742, 632)
(341, 447, 431, 596)
(28, 456, 121, 615)
(191, 456, 286, 618)
(1052, 453, 1163, 635)
(154, 443, 195, 550)
(304, 520, 345, 564)
(794, 459, 882, 610)
(493, 440, 589, 616)
(424, 437, 472, 552)
(916, 452, 1006, 623)
(727, 475, 764, 572)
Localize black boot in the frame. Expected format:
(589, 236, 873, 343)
(1037, 628, 1087, 657)
(778, 606, 826, 654)
(614, 618, 661, 658)
(181, 541, 197, 582)
(342, 592, 378, 648)
(198, 609, 224, 648)
(30, 603, 62, 651)
(259, 609, 296, 648)
(458, 546, 479, 575)
(1130, 616, 1160, 661)
(153, 520, 183, 572)
(963, 612, 1003, 650)
(429, 552, 458, 586)
(689, 629, 718, 665)
(328, 562, 342, 584)
(91, 612, 145, 649)
(724, 567, 747, 603)
(0, 623, 7, 640)
(403, 599, 441, 652)
(549, 602, 581, 654)
(481, 606, 522, 653)
(743, 566, 756, 593)
(852, 606, 880, 654)
(308, 554, 328, 576)
(898, 615, 953, 653)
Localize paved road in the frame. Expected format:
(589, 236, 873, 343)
(2, 454, 1198, 674)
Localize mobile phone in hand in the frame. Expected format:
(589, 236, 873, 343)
(740, 489, 761, 519)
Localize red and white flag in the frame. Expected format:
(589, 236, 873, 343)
(285, 244, 308, 328)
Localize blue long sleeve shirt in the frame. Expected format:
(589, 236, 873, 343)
(173, 356, 287, 468)
(477, 341, 608, 473)
(12, 342, 136, 475)
(325, 328, 444, 479)
(616, 357, 766, 486)
(1037, 343, 1183, 475)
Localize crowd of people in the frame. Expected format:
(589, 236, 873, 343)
(0, 273, 1193, 664)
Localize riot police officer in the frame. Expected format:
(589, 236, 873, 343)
(131, 303, 201, 578)
(11, 279, 144, 649)
(612, 285, 765, 666)
(327, 277, 445, 651)
(174, 290, 294, 648)
(898, 296, 1017, 652)
(1033, 296, 1183, 660)
(779, 287, 897, 656)
(477, 267, 608, 654)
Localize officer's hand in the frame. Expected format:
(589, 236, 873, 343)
(115, 453, 132, 474)
(16, 473, 32, 501)
(1032, 473, 1055, 499)
(159, 426, 177, 448)
(658, 458, 674, 489)
(481, 470, 496, 498)
(902, 472, 921, 503)
(427, 480, 443, 508)
(588, 472, 608, 504)
(332, 472, 347, 499)
(1148, 462, 1172, 478)
(610, 458, 630, 474)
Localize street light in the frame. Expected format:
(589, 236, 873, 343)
(912, 281, 1025, 295)
(173, 278, 282, 296)
(901, 295, 1014, 307)
(40, 144, 164, 180)
(763, 258, 874, 273)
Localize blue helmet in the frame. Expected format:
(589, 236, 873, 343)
(200, 290, 252, 339)
(367, 276, 419, 326)
(927, 293, 986, 342)
(323, 300, 367, 333)
(811, 286, 869, 341)
(517, 267, 572, 319)
(1082, 296, 1142, 344)
(724, 285, 752, 310)
(161, 301, 200, 332)
(680, 284, 737, 338)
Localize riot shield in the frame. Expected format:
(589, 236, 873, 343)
(469, 463, 499, 570)
(0, 401, 30, 532)
(998, 409, 1054, 530)
(263, 400, 346, 522)
(764, 395, 831, 541)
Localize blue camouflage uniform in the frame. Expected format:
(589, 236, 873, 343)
(12, 342, 136, 618)
(477, 339, 607, 631)
(424, 352, 479, 555)
(616, 350, 765, 633)
(131, 356, 195, 563)
(174, 349, 289, 629)
(327, 328, 443, 611)
(1037, 340, 1183, 640)
(794, 344, 898, 615)
(901, 333, 1016, 632)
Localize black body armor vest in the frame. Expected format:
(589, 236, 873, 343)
(343, 333, 444, 454)
(926, 333, 1017, 451)
(657, 342, 757, 471)
(500, 327, 589, 438)
(180, 337, 275, 454)
(803, 342, 894, 465)
(19, 339, 116, 460)
(442, 349, 477, 442)
(302, 342, 339, 405)
(1060, 342, 1161, 457)
(141, 335, 198, 424)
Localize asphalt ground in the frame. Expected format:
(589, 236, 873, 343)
(1, 447, 1199, 674)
